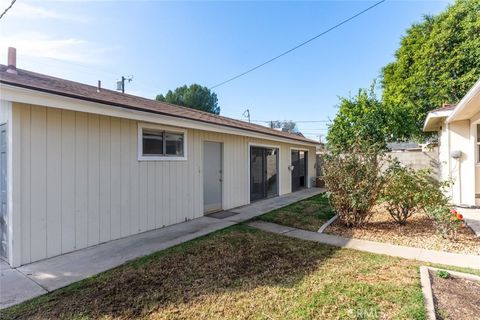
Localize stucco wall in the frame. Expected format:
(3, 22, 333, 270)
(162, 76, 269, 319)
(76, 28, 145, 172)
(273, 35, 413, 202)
(10, 102, 316, 266)
(448, 120, 475, 206)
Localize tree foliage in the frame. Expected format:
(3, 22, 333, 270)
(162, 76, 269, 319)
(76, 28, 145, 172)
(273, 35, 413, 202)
(156, 84, 220, 115)
(381, 0, 480, 141)
(270, 120, 299, 133)
(327, 86, 388, 153)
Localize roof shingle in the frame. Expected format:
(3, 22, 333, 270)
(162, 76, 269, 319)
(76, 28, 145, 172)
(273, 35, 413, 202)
(0, 65, 318, 145)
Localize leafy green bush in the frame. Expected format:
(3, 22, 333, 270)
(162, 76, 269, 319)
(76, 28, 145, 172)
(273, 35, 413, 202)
(323, 143, 386, 227)
(382, 161, 440, 225)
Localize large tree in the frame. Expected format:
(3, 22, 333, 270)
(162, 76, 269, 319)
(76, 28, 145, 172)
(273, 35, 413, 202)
(381, 0, 480, 141)
(156, 84, 220, 115)
(270, 120, 299, 133)
(327, 86, 389, 153)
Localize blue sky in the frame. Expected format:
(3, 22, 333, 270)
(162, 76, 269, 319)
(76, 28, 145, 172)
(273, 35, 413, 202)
(0, 0, 450, 140)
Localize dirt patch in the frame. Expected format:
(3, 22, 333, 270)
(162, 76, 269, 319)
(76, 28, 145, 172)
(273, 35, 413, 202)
(429, 270, 480, 320)
(326, 207, 480, 255)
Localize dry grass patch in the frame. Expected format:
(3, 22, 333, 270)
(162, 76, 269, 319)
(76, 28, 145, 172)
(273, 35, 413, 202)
(2, 225, 434, 320)
(258, 193, 335, 231)
(326, 206, 480, 255)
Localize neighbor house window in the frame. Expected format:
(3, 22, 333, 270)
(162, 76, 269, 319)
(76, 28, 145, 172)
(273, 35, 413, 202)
(138, 123, 187, 160)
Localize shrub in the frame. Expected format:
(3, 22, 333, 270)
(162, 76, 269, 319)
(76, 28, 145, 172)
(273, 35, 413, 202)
(382, 161, 439, 225)
(323, 142, 386, 227)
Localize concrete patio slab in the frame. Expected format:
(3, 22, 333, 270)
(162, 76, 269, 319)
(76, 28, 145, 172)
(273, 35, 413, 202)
(0, 260, 46, 309)
(1, 188, 324, 309)
(248, 220, 480, 270)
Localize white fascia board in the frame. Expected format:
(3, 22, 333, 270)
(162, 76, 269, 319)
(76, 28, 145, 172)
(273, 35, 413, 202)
(0, 84, 318, 147)
(423, 110, 452, 132)
(447, 78, 480, 123)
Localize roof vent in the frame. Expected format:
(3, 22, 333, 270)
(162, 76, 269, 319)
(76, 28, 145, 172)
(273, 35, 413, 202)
(6, 47, 17, 75)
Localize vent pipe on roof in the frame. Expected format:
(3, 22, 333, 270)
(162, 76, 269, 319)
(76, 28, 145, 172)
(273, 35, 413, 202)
(6, 47, 17, 75)
(97, 80, 101, 92)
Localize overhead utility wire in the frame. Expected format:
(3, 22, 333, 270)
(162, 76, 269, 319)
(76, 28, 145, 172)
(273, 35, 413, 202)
(0, 0, 16, 20)
(209, 0, 386, 90)
(250, 120, 329, 123)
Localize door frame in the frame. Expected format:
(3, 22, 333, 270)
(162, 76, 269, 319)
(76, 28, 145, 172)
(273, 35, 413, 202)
(203, 140, 224, 214)
(248, 143, 281, 202)
(290, 147, 309, 190)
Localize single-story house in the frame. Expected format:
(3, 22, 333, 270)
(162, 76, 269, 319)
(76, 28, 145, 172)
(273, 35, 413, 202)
(0, 48, 319, 267)
(424, 78, 480, 207)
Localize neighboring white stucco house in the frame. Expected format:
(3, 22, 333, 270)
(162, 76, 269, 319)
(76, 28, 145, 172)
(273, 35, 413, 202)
(424, 78, 480, 207)
(0, 49, 318, 267)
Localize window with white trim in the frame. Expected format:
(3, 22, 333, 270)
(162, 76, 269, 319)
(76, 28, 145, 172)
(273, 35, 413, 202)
(138, 123, 186, 160)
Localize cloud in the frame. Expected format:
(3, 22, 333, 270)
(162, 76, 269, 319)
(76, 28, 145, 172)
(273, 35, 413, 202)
(0, 32, 110, 65)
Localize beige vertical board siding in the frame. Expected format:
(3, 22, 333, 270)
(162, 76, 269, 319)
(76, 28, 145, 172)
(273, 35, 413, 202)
(46, 108, 62, 257)
(61, 110, 75, 254)
(10, 105, 21, 267)
(138, 161, 148, 232)
(120, 119, 130, 237)
(130, 121, 140, 234)
(12, 103, 318, 264)
(155, 160, 164, 227)
(146, 161, 155, 229)
(110, 118, 121, 239)
(87, 115, 100, 246)
(20, 104, 31, 264)
(99, 116, 111, 243)
(75, 112, 88, 250)
(30, 106, 47, 262)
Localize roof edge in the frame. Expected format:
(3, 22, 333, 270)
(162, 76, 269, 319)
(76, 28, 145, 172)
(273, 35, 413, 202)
(447, 78, 480, 123)
(423, 109, 452, 132)
(1, 81, 320, 146)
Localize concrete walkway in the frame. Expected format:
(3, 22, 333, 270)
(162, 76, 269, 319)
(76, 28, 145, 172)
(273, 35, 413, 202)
(248, 220, 480, 270)
(0, 188, 323, 309)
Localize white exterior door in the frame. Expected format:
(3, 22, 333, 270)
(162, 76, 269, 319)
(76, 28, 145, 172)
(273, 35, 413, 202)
(0, 124, 7, 260)
(203, 141, 223, 213)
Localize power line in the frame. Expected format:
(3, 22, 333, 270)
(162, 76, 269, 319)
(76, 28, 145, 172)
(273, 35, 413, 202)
(209, 0, 386, 89)
(0, 0, 16, 20)
(250, 120, 329, 123)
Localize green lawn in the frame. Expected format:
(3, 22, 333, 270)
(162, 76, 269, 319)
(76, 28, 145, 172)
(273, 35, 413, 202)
(3, 224, 464, 320)
(258, 193, 335, 231)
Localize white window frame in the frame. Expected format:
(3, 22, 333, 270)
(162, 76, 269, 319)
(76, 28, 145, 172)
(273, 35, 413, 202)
(137, 122, 188, 161)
